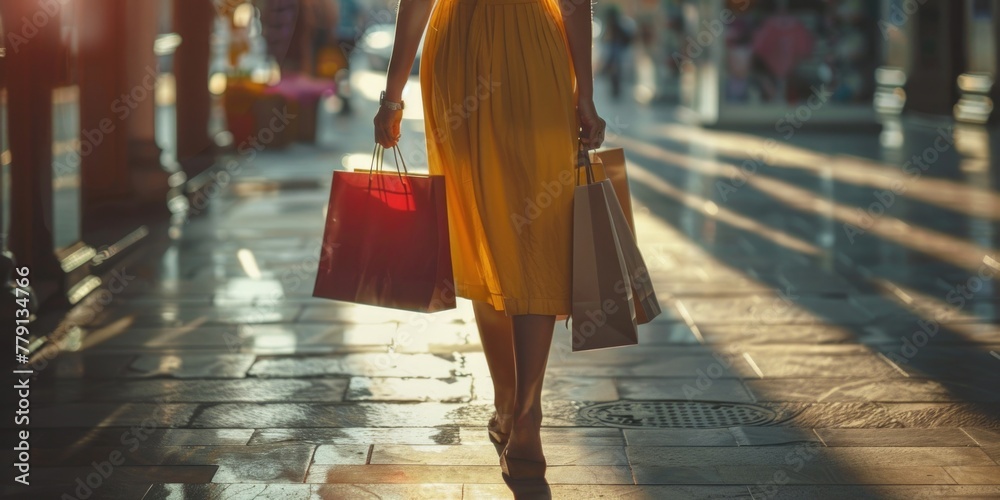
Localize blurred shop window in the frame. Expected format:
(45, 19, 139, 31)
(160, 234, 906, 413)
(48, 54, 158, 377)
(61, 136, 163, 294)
(723, 0, 877, 106)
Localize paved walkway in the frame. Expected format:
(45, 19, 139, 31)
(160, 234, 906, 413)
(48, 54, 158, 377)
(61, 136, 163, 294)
(5, 74, 1000, 499)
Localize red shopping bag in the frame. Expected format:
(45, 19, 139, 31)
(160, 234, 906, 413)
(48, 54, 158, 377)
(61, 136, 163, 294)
(313, 146, 456, 312)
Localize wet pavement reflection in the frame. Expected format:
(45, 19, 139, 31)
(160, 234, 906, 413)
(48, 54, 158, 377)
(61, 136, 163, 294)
(6, 74, 1000, 499)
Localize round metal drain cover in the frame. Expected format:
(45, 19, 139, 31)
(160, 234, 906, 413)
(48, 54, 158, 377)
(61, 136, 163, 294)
(581, 400, 777, 429)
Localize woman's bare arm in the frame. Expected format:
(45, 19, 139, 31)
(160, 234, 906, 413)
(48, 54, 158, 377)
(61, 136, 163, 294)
(559, 0, 606, 147)
(384, 0, 435, 102)
(560, 0, 594, 103)
(374, 0, 435, 147)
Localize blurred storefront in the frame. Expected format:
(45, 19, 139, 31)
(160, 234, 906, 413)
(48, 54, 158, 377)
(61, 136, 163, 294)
(678, 0, 881, 126)
(675, 0, 996, 127)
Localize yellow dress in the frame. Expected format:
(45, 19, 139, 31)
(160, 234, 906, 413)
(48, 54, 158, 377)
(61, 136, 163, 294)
(420, 0, 579, 315)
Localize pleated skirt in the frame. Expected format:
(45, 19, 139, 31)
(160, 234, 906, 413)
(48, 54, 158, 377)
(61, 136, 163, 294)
(420, 0, 579, 315)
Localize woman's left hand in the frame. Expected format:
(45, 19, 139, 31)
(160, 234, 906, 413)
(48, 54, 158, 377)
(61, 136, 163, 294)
(374, 106, 403, 148)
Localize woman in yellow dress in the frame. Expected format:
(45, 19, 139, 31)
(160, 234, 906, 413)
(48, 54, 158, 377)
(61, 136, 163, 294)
(374, 0, 606, 480)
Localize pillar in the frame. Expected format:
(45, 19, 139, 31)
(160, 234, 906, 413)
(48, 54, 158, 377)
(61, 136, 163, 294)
(173, 0, 215, 179)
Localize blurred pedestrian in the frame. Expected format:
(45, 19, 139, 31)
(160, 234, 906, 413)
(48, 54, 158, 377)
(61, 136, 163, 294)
(601, 5, 635, 99)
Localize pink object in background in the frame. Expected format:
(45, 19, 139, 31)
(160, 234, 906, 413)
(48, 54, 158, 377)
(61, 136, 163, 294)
(751, 15, 815, 80)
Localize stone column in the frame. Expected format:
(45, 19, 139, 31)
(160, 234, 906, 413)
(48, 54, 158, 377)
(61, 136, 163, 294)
(173, 0, 216, 179)
(77, 0, 132, 238)
(125, 0, 173, 213)
(1, 0, 65, 304)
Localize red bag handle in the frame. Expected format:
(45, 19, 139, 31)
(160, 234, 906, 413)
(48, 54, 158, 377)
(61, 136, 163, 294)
(368, 144, 410, 191)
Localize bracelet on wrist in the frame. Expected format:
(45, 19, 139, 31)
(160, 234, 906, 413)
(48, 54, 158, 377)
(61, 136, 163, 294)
(380, 90, 404, 110)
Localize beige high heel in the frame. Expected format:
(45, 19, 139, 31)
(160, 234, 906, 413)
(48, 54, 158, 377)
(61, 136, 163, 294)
(500, 446, 546, 480)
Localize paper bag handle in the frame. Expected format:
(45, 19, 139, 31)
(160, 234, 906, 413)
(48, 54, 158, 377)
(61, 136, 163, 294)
(576, 141, 595, 186)
(368, 144, 410, 190)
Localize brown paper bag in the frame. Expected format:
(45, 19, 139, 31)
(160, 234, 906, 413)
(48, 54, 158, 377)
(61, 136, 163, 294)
(591, 148, 636, 239)
(580, 149, 661, 324)
(571, 168, 638, 351)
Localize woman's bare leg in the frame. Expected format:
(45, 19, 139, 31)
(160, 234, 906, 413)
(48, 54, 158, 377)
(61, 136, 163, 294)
(472, 300, 516, 430)
(504, 313, 556, 462)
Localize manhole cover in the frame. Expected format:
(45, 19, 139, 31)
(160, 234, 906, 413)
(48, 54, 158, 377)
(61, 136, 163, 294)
(581, 400, 777, 429)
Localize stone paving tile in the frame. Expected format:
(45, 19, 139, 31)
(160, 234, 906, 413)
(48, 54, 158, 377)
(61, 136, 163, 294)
(306, 464, 500, 484)
(775, 402, 1000, 428)
(625, 446, 995, 467)
(157, 429, 255, 446)
(35, 353, 138, 379)
(743, 353, 903, 379)
(46, 378, 349, 403)
(126, 353, 257, 379)
(142, 483, 314, 500)
(697, 324, 888, 345)
(943, 466, 1000, 484)
(473, 376, 620, 402)
(168, 444, 315, 483)
(347, 376, 473, 402)
(370, 444, 629, 466)
(729, 427, 823, 446)
(312, 444, 371, 464)
(963, 428, 1000, 463)
(0, 427, 254, 449)
(616, 378, 755, 402)
(247, 353, 458, 378)
(250, 427, 462, 445)
(298, 303, 476, 325)
(623, 429, 740, 447)
(546, 352, 753, 378)
(91, 305, 305, 327)
(1, 403, 198, 429)
(759, 485, 1000, 499)
(1, 482, 152, 500)
(316, 483, 464, 499)
(23, 465, 218, 484)
(718, 465, 956, 485)
(635, 323, 702, 345)
(677, 296, 872, 325)
(83, 325, 242, 350)
(632, 466, 725, 485)
(459, 427, 625, 446)
(307, 464, 635, 484)
(462, 484, 754, 499)
(815, 428, 978, 447)
(189, 401, 586, 428)
(745, 378, 1000, 403)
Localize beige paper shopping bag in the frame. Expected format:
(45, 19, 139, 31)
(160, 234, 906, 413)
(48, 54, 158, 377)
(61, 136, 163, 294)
(581, 149, 662, 324)
(571, 153, 638, 352)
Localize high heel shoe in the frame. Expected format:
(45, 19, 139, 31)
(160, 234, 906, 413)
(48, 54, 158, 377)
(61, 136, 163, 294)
(488, 412, 512, 446)
(499, 446, 546, 480)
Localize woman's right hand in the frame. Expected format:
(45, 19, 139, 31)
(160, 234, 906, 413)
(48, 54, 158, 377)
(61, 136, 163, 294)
(578, 99, 607, 149)
(374, 105, 403, 148)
